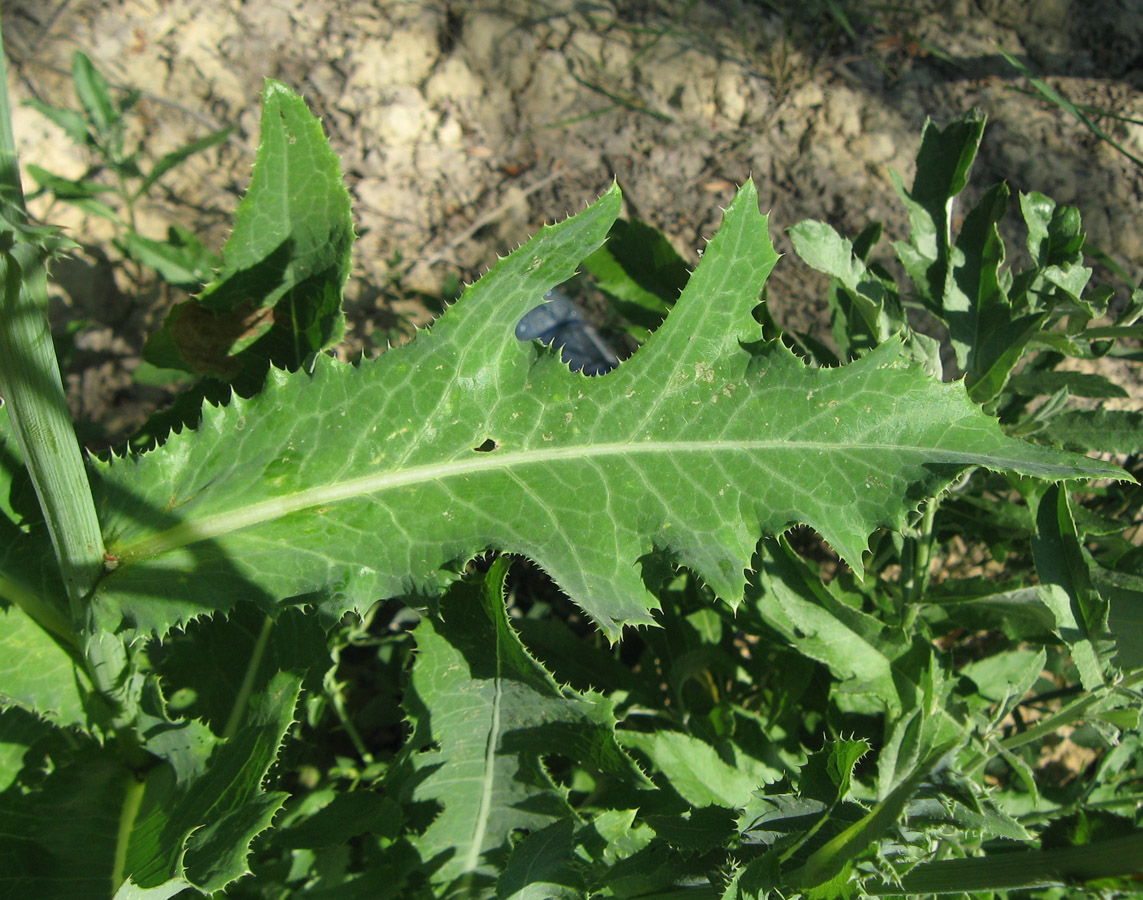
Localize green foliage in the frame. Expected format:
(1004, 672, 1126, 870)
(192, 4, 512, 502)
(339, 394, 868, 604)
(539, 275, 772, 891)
(25, 51, 232, 290)
(142, 80, 352, 384)
(1, 53, 1141, 900)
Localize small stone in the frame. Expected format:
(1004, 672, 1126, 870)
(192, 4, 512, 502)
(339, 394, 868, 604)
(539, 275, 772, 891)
(789, 82, 824, 110)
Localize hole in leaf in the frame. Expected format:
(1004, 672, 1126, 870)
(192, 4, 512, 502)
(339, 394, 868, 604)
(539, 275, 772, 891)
(474, 438, 499, 452)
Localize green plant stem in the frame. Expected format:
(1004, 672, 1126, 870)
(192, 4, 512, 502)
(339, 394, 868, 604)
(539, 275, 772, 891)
(868, 831, 1143, 895)
(998, 669, 1143, 753)
(221, 613, 273, 740)
(961, 669, 1143, 780)
(0, 571, 77, 649)
(0, 21, 105, 613)
(900, 499, 937, 623)
(1084, 325, 1143, 339)
(111, 769, 146, 895)
(0, 248, 104, 610)
(327, 679, 374, 766)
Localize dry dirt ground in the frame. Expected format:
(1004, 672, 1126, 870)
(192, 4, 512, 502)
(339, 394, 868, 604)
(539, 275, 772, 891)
(3, 0, 1143, 439)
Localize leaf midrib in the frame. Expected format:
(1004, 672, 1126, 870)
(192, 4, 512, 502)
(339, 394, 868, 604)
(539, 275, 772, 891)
(465, 610, 502, 875)
(110, 438, 1070, 564)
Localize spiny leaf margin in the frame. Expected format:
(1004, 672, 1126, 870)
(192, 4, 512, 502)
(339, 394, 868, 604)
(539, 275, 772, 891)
(90, 179, 1125, 643)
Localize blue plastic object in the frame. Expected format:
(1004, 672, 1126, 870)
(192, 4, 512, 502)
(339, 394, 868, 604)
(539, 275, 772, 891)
(516, 289, 619, 376)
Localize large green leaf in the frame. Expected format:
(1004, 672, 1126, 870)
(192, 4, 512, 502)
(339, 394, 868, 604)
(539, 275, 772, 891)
(0, 603, 89, 726)
(400, 560, 637, 890)
(0, 740, 129, 899)
(0, 666, 300, 898)
(91, 176, 1124, 643)
(122, 670, 298, 893)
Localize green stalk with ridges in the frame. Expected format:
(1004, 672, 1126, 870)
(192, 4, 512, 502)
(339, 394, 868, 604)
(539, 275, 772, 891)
(0, 18, 105, 616)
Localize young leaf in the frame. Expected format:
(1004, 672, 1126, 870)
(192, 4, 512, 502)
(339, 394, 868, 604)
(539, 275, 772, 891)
(144, 80, 352, 376)
(951, 184, 1052, 405)
(117, 231, 215, 289)
(891, 111, 986, 317)
(92, 176, 1126, 645)
(945, 181, 1007, 370)
(199, 80, 352, 318)
(136, 126, 235, 199)
(22, 98, 92, 147)
(1032, 485, 1108, 690)
(746, 539, 901, 713)
(789, 219, 903, 359)
(619, 729, 781, 808)
(71, 51, 118, 141)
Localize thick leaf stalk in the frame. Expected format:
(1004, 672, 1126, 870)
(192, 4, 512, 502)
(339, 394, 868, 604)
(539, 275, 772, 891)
(0, 24, 103, 615)
(871, 830, 1143, 895)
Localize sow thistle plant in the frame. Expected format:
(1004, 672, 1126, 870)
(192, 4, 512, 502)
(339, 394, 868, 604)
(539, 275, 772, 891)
(1, 25, 1141, 900)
